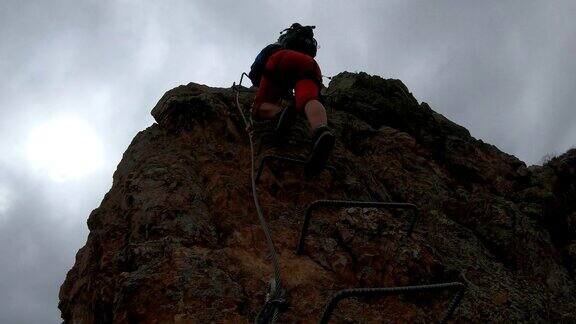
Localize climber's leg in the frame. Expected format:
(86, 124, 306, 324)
(294, 80, 335, 177)
(305, 123, 335, 177)
(303, 99, 327, 133)
(252, 73, 284, 121)
(274, 102, 297, 138)
(253, 102, 282, 120)
(252, 82, 295, 139)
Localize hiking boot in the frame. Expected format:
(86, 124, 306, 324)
(305, 125, 335, 178)
(274, 106, 296, 139)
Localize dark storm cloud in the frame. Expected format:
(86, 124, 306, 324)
(1, 1, 575, 322)
(327, 1, 576, 163)
(0, 165, 103, 323)
(188, 0, 576, 162)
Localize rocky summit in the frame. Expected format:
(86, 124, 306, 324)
(59, 72, 576, 323)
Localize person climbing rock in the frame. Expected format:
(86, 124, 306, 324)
(248, 23, 335, 177)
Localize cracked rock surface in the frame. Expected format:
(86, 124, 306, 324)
(59, 72, 576, 323)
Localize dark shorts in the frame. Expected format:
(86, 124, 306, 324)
(254, 49, 322, 113)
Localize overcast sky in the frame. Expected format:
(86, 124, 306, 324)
(1, 1, 575, 322)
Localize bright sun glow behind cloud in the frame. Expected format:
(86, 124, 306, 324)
(26, 117, 105, 182)
(0, 184, 12, 225)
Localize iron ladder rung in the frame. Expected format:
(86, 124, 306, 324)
(296, 199, 420, 255)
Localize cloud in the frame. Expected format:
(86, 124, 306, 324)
(0, 166, 95, 323)
(0, 184, 13, 224)
(0, 0, 575, 322)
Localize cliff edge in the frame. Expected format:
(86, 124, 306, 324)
(59, 72, 576, 323)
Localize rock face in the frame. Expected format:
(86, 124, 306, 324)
(59, 72, 576, 323)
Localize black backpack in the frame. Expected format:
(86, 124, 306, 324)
(278, 23, 317, 57)
(248, 23, 318, 87)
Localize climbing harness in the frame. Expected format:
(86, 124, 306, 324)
(232, 72, 466, 323)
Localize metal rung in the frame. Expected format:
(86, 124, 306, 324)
(232, 72, 252, 91)
(256, 135, 312, 156)
(296, 200, 419, 255)
(255, 155, 336, 184)
(319, 282, 466, 324)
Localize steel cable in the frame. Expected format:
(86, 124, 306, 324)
(231, 73, 465, 324)
(233, 74, 285, 324)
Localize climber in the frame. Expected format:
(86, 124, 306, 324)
(248, 23, 335, 177)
